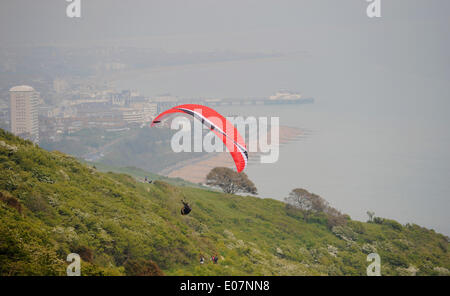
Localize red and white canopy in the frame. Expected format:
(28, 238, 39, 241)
(151, 104, 248, 172)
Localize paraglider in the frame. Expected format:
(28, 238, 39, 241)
(151, 104, 248, 173)
(180, 199, 192, 215)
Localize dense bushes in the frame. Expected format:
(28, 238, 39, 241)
(124, 259, 164, 276)
(0, 129, 449, 276)
(284, 188, 347, 229)
(74, 246, 94, 263)
(0, 191, 22, 214)
(382, 219, 403, 231)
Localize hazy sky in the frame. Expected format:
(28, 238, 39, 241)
(1, 1, 449, 87)
(1, 1, 449, 50)
(2, 1, 448, 93)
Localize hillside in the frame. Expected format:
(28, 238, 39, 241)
(82, 162, 209, 190)
(40, 126, 207, 173)
(0, 129, 449, 276)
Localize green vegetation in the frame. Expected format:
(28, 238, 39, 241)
(0, 129, 449, 276)
(83, 162, 209, 190)
(206, 167, 257, 194)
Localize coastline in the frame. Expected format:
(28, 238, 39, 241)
(161, 125, 303, 183)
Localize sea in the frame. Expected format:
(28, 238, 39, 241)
(106, 53, 450, 236)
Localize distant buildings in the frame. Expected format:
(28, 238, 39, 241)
(32, 89, 159, 137)
(111, 90, 131, 106)
(118, 102, 157, 124)
(53, 78, 68, 93)
(9, 85, 39, 143)
(0, 101, 9, 131)
(4, 82, 312, 144)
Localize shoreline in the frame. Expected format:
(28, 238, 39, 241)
(161, 125, 303, 183)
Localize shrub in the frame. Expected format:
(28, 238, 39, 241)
(438, 240, 448, 253)
(74, 246, 94, 263)
(325, 208, 347, 229)
(24, 193, 50, 214)
(0, 191, 22, 214)
(373, 217, 384, 224)
(384, 253, 409, 268)
(285, 204, 305, 220)
(348, 221, 366, 234)
(124, 259, 164, 276)
(382, 219, 403, 231)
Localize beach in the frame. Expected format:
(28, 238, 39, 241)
(161, 125, 302, 183)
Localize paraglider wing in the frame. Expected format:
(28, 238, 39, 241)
(151, 104, 248, 172)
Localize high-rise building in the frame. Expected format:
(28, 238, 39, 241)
(53, 78, 68, 93)
(9, 85, 39, 143)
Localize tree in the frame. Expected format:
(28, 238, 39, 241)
(285, 188, 346, 227)
(367, 211, 375, 222)
(206, 167, 257, 195)
(285, 188, 328, 212)
(325, 207, 347, 229)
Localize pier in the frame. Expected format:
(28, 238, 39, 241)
(155, 97, 314, 112)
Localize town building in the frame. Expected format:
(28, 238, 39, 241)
(9, 85, 40, 143)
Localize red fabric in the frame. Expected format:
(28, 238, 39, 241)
(151, 104, 247, 172)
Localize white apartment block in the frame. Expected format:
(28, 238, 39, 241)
(10, 85, 39, 143)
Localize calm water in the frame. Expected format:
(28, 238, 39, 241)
(109, 54, 450, 235)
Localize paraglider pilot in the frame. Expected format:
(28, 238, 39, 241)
(181, 200, 192, 215)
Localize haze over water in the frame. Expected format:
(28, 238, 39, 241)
(111, 52, 450, 235)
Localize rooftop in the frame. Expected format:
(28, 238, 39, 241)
(9, 85, 35, 92)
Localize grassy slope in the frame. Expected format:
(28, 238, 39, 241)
(0, 129, 449, 276)
(83, 161, 208, 190)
